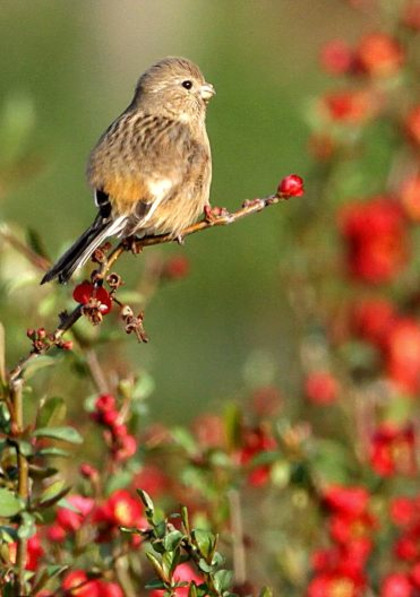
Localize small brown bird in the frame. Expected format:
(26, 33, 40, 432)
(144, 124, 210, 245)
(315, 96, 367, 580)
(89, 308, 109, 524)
(41, 56, 215, 284)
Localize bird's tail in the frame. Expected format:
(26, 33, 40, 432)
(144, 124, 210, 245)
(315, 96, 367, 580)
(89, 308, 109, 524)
(41, 215, 126, 285)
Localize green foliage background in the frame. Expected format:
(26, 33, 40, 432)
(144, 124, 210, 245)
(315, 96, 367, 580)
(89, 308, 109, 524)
(0, 1, 365, 421)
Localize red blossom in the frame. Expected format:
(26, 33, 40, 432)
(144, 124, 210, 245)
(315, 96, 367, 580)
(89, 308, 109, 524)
(369, 423, 417, 477)
(323, 89, 377, 123)
(339, 197, 408, 284)
(277, 174, 304, 198)
(399, 175, 420, 221)
(238, 426, 277, 486)
(62, 570, 100, 597)
(351, 298, 396, 347)
(323, 485, 370, 518)
(73, 282, 112, 314)
(380, 573, 413, 597)
(305, 371, 338, 405)
(384, 318, 420, 394)
(149, 563, 204, 597)
(390, 496, 418, 526)
(94, 489, 144, 528)
(320, 39, 354, 75)
(355, 33, 404, 77)
(9, 533, 44, 571)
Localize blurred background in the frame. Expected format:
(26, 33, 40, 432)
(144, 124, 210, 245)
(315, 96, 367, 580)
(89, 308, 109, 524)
(0, 1, 367, 421)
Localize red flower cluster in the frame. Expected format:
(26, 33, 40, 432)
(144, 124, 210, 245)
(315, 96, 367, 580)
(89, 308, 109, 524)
(308, 485, 375, 596)
(277, 174, 305, 198)
(351, 299, 420, 395)
(320, 32, 404, 78)
(340, 197, 408, 284)
(91, 394, 137, 462)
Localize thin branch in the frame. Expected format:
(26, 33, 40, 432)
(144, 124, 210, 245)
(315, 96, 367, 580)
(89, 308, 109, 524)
(9, 193, 285, 382)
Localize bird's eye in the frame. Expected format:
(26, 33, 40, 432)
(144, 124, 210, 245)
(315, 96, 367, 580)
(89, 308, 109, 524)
(181, 80, 193, 90)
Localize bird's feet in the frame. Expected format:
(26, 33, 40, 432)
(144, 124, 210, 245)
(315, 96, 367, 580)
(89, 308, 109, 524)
(204, 204, 232, 223)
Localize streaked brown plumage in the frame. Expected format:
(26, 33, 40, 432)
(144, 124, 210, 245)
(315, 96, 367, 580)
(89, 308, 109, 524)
(41, 57, 215, 284)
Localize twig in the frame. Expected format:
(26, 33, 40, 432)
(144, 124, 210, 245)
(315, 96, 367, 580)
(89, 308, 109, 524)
(228, 489, 247, 586)
(9, 193, 285, 382)
(10, 379, 29, 596)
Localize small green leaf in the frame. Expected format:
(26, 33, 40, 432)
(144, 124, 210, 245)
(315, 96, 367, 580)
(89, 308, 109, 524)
(145, 579, 166, 590)
(38, 397, 67, 428)
(197, 558, 213, 574)
(39, 479, 69, 506)
(17, 512, 36, 539)
(259, 587, 274, 597)
(146, 551, 164, 579)
(171, 427, 197, 454)
(181, 505, 190, 534)
(34, 426, 83, 444)
(213, 570, 233, 593)
(192, 529, 215, 560)
(36, 447, 70, 459)
(0, 526, 17, 543)
(0, 487, 23, 517)
(188, 582, 198, 597)
(163, 530, 184, 552)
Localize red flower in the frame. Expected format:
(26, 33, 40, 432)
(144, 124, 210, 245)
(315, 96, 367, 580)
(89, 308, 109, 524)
(238, 426, 277, 486)
(56, 495, 95, 533)
(355, 33, 404, 77)
(62, 570, 100, 597)
(390, 496, 418, 526)
(351, 298, 396, 347)
(380, 573, 413, 597)
(323, 485, 370, 518)
(320, 39, 354, 75)
(277, 174, 304, 198)
(384, 318, 420, 394)
(305, 371, 338, 405)
(162, 255, 190, 280)
(9, 533, 44, 571)
(73, 282, 112, 314)
(340, 197, 407, 284)
(369, 423, 417, 477)
(95, 489, 144, 528)
(149, 563, 203, 597)
(323, 89, 377, 123)
(399, 175, 420, 221)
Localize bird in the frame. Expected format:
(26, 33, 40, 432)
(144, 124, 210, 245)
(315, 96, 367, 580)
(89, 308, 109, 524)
(41, 56, 215, 284)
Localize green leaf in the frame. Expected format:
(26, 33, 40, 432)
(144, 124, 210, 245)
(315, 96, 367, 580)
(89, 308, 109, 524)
(188, 582, 198, 597)
(0, 487, 23, 517)
(38, 397, 67, 428)
(0, 322, 6, 385)
(26, 228, 50, 260)
(259, 587, 274, 597)
(34, 426, 83, 444)
(171, 427, 197, 454)
(36, 447, 70, 459)
(0, 525, 17, 543)
(39, 479, 70, 506)
(163, 530, 184, 552)
(137, 488, 155, 522)
(213, 570, 233, 593)
(162, 549, 180, 579)
(181, 505, 190, 534)
(23, 355, 56, 380)
(145, 579, 166, 590)
(17, 512, 36, 539)
(146, 551, 164, 579)
(197, 558, 213, 574)
(192, 529, 215, 560)
(224, 402, 242, 451)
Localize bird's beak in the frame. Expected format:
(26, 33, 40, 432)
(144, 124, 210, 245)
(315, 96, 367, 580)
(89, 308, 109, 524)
(200, 83, 216, 102)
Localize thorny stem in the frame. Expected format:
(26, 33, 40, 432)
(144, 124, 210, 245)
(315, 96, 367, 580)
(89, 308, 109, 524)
(9, 194, 283, 383)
